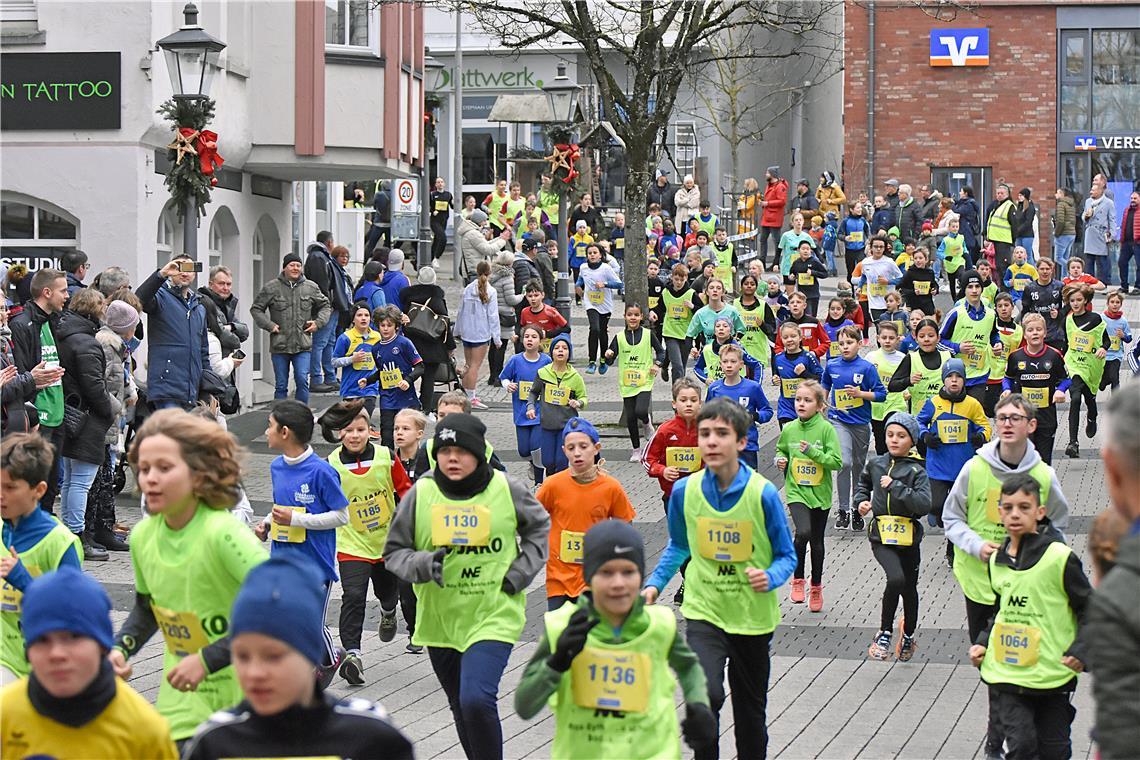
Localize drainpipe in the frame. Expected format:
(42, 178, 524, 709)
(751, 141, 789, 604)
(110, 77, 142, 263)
(866, 2, 876, 189)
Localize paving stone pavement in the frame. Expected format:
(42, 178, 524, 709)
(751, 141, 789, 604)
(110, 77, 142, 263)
(91, 250, 1138, 758)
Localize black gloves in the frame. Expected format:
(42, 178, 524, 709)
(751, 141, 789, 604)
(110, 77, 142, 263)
(429, 548, 447, 587)
(924, 431, 941, 449)
(970, 432, 987, 448)
(501, 576, 518, 595)
(547, 607, 598, 673)
(682, 703, 718, 752)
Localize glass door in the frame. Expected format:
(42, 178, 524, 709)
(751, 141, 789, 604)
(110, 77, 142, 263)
(930, 166, 992, 215)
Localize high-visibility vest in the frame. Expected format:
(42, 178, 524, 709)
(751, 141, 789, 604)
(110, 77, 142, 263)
(987, 200, 1014, 244)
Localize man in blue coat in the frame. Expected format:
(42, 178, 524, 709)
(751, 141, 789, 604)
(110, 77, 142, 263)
(135, 256, 209, 410)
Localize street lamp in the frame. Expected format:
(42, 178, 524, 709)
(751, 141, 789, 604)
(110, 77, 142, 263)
(156, 3, 226, 100)
(542, 63, 582, 321)
(156, 2, 225, 262)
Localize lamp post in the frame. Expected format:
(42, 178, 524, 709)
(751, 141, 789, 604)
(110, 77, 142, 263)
(542, 63, 582, 322)
(156, 2, 225, 261)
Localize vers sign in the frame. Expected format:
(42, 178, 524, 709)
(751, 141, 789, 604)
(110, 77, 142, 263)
(929, 28, 990, 67)
(0, 52, 121, 130)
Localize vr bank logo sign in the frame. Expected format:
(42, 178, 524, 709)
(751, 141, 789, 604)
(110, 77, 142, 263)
(929, 28, 990, 67)
(1075, 135, 1140, 151)
(1075, 136, 1098, 151)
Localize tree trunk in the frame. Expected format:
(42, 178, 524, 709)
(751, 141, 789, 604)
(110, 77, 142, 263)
(622, 137, 653, 311)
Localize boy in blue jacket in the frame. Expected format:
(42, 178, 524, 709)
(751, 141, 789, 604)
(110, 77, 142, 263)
(705, 344, 773, 470)
(771, 321, 823, 426)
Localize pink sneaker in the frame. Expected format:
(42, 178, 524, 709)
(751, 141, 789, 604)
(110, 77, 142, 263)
(789, 578, 806, 604)
(808, 584, 824, 612)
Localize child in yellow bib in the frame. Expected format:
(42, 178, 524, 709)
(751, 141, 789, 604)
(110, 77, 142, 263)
(604, 303, 664, 459)
(969, 475, 1090, 760)
(515, 520, 717, 760)
(855, 413, 932, 662)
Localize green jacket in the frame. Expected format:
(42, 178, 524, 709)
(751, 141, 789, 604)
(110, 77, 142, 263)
(527, 364, 588, 432)
(249, 274, 331, 355)
(514, 594, 709, 719)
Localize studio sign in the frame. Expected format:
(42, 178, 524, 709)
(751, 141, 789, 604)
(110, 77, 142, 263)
(0, 52, 121, 130)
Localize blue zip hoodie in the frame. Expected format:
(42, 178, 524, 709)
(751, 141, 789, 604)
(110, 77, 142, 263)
(772, 349, 823, 421)
(822, 355, 887, 425)
(705, 377, 774, 452)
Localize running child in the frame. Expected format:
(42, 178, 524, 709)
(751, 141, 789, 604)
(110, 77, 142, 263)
(643, 398, 796, 760)
(605, 303, 665, 459)
(1101, 289, 1131, 393)
(516, 280, 567, 352)
(393, 408, 428, 481)
(736, 273, 778, 371)
(765, 275, 791, 323)
(1002, 313, 1069, 465)
(577, 243, 622, 374)
(879, 291, 909, 338)
(788, 240, 828, 315)
(1004, 245, 1038, 301)
(694, 316, 762, 385)
(857, 413, 932, 662)
(536, 418, 636, 610)
(362, 305, 424, 449)
(774, 291, 831, 360)
(969, 475, 1090, 760)
(822, 297, 856, 364)
(514, 520, 716, 759)
(867, 321, 909, 454)
(501, 324, 553, 482)
(661, 263, 702, 380)
(1062, 283, 1109, 458)
(899, 248, 938, 315)
(772, 321, 824, 427)
(687, 278, 745, 348)
(975, 259, 999, 306)
(183, 557, 414, 759)
(332, 304, 382, 413)
(705, 344, 774, 471)
(940, 270, 1003, 407)
(1062, 256, 1106, 292)
(989, 292, 1023, 416)
(918, 359, 991, 567)
(711, 226, 738, 296)
(836, 280, 868, 341)
(110, 409, 267, 745)
(255, 400, 349, 687)
(644, 377, 704, 517)
(317, 400, 414, 683)
(823, 325, 888, 531)
(1, 434, 81, 684)
(528, 334, 587, 475)
(899, 308, 925, 353)
(776, 380, 842, 611)
(937, 217, 968, 301)
(858, 234, 904, 322)
(889, 317, 951, 415)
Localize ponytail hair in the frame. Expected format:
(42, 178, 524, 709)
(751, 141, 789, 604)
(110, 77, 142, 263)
(476, 260, 491, 304)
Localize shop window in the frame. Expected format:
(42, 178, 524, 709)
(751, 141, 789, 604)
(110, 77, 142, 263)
(1092, 30, 1140, 132)
(1, 197, 78, 270)
(462, 126, 507, 188)
(157, 208, 176, 267)
(325, 0, 373, 49)
(1063, 32, 1087, 78)
(1061, 84, 1090, 131)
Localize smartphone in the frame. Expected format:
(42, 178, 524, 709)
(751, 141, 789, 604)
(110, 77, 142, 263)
(231, 349, 246, 360)
(178, 260, 204, 273)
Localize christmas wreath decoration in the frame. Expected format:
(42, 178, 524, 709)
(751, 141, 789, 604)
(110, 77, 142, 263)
(157, 98, 224, 221)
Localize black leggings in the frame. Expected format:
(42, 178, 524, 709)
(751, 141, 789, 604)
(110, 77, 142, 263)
(845, 247, 862, 284)
(871, 541, 920, 635)
(624, 391, 652, 448)
(789, 503, 828, 584)
(1068, 375, 1097, 444)
(338, 559, 400, 652)
(1100, 359, 1121, 392)
(872, 418, 888, 455)
(586, 310, 611, 364)
(946, 268, 965, 302)
(418, 362, 440, 412)
(983, 382, 1002, 419)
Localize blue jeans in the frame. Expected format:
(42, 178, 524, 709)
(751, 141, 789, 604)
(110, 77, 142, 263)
(428, 640, 512, 760)
(272, 352, 311, 403)
(309, 319, 338, 385)
(1053, 235, 1075, 269)
(1119, 241, 1140, 288)
(60, 457, 100, 534)
(1015, 236, 1036, 264)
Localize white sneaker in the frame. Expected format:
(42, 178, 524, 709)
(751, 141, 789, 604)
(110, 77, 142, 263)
(629, 446, 644, 462)
(642, 421, 655, 441)
(471, 398, 489, 410)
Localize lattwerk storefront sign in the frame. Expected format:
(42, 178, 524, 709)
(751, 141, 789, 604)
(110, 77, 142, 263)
(0, 52, 121, 130)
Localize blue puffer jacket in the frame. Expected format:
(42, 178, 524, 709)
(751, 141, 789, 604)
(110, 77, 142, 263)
(137, 270, 209, 406)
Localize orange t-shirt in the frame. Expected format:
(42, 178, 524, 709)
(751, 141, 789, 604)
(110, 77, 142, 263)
(535, 470, 636, 599)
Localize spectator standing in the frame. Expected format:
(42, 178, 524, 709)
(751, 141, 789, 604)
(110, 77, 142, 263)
(379, 250, 411, 310)
(1053, 188, 1078, 270)
(136, 257, 209, 410)
(816, 171, 847, 216)
(674, 174, 701, 227)
(54, 288, 114, 561)
(0, 303, 40, 435)
(647, 168, 677, 221)
(454, 260, 500, 410)
(304, 232, 350, 393)
(457, 209, 509, 285)
(1120, 191, 1140, 294)
(883, 179, 901, 214)
(429, 176, 453, 268)
(919, 184, 942, 222)
(1013, 188, 1039, 263)
(788, 178, 820, 222)
(985, 184, 1017, 280)
(58, 250, 88, 297)
(896, 183, 923, 245)
(398, 266, 454, 413)
(488, 251, 524, 385)
(870, 195, 896, 236)
(758, 166, 789, 267)
(1082, 182, 1117, 285)
(198, 265, 248, 363)
(250, 253, 331, 403)
(954, 186, 983, 263)
(737, 177, 761, 234)
(568, 193, 604, 239)
(91, 266, 131, 299)
(1087, 385, 1140, 760)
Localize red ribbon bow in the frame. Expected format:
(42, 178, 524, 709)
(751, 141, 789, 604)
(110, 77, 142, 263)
(196, 130, 224, 185)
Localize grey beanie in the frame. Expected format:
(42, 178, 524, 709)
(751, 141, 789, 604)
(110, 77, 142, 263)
(418, 266, 437, 285)
(104, 301, 140, 334)
(885, 412, 921, 446)
(766, 166, 780, 177)
(469, 209, 488, 225)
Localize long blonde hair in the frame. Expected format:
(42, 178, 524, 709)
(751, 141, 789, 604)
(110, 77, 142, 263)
(475, 260, 491, 304)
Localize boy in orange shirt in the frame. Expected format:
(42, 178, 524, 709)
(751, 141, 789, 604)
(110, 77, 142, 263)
(536, 417, 636, 610)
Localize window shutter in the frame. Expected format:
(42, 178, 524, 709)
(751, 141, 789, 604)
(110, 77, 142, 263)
(0, 0, 38, 23)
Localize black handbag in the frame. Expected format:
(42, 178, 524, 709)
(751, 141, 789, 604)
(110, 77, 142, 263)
(199, 368, 229, 398)
(62, 402, 88, 437)
(406, 301, 448, 341)
(218, 384, 241, 415)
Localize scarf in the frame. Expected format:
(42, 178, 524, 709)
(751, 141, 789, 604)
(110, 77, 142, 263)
(433, 462, 494, 501)
(28, 658, 117, 728)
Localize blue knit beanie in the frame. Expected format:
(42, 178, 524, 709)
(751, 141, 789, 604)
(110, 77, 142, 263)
(549, 333, 573, 361)
(22, 567, 113, 651)
(230, 556, 326, 665)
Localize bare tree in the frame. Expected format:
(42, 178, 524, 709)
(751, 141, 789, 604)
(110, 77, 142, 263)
(434, 0, 835, 309)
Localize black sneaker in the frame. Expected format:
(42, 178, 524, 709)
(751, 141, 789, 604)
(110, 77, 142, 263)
(946, 542, 955, 570)
(672, 581, 685, 605)
(835, 511, 850, 530)
(1086, 417, 1097, 439)
(379, 609, 397, 643)
(339, 653, 365, 686)
(81, 533, 109, 562)
(851, 512, 865, 532)
(1065, 441, 1080, 458)
(93, 526, 129, 552)
(317, 647, 346, 690)
(405, 641, 424, 654)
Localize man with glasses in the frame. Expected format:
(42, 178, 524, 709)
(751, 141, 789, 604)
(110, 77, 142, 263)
(942, 392, 1071, 760)
(919, 184, 942, 224)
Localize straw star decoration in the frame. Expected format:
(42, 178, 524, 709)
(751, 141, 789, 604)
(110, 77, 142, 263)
(167, 128, 199, 165)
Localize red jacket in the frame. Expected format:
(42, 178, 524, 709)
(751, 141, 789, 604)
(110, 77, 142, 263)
(1121, 203, 1139, 244)
(761, 179, 789, 227)
(774, 315, 831, 359)
(643, 415, 701, 498)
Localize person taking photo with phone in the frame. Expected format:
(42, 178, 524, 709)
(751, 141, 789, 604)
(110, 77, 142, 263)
(135, 256, 211, 411)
